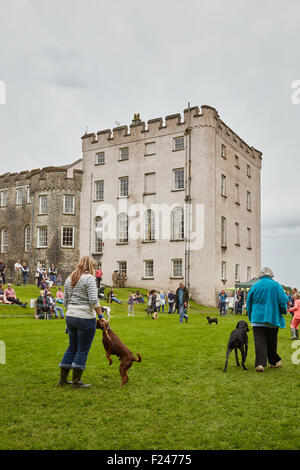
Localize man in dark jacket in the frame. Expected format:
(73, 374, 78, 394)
(175, 282, 189, 323)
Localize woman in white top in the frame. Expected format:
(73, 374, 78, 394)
(58, 256, 106, 388)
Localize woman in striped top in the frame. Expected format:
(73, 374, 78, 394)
(57, 256, 106, 388)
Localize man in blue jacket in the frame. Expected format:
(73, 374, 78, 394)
(246, 267, 288, 372)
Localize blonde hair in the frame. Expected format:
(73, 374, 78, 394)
(294, 293, 300, 300)
(70, 256, 95, 287)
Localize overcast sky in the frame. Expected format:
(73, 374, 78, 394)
(0, 0, 299, 287)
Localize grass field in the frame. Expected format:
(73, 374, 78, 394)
(0, 284, 299, 450)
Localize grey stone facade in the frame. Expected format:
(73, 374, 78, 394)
(0, 161, 82, 283)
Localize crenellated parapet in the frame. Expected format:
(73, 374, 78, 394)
(81, 104, 262, 167)
(0, 163, 83, 192)
(81, 105, 206, 149)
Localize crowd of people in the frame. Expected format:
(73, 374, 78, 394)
(218, 289, 244, 316)
(1, 255, 299, 378)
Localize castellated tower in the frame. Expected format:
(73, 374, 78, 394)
(0, 161, 82, 283)
(79, 105, 262, 307)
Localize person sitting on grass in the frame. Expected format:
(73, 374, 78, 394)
(134, 290, 145, 303)
(107, 288, 122, 304)
(46, 291, 64, 319)
(0, 283, 9, 304)
(55, 287, 64, 303)
(4, 284, 27, 307)
(35, 290, 52, 319)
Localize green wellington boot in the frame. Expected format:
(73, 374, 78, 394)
(71, 368, 92, 388)
(57, 368, 72, 386)
(290, 328, 297, 340)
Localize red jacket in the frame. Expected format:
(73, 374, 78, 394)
(290, 299, 300, 319)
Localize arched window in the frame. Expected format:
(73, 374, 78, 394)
(0, 228, 8, 253)
(171, 207, 184, 240)
(144, 209, 155, 241)
(118, 213, 128, 243)
(24, 225, 31, 252)
(94, 216, 103, 253)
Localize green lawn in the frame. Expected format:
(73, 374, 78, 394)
(0, 285, 299, 450)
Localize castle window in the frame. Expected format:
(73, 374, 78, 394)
(235, 155, 240, 168)
(247, 266, 252, 281)
(0, 190, 7, 207)
(27, 187, 31, 204)
(96, 152, 105, 165)
(37, 226, 47, 248)
(119, 177, 128, 198)
(24, 225, 31, 252)
(118, 213, 128, 243)
(0, 228, 8, 253)
(144, 173, 155, 195)
(235, 184, 240, 205)
(235, 264, 240, 282)
(172, 259, 183, 278)
(61, 226, 74, 248)
(37, 260, 46, 271)
(247, 164, 251, 177)
(39, 195, 48, 214)
(63, 195, 75, 214)
(94, 217, 103, 254)
(16, 188, 22, 205)
(221, 261, 226, 281)
(221, 217, 227, 247)
(95, 181, 104, 201)
(221, 144, 226, 159)
(144, 209, 155, 241)
(118, 261, 127, 276)
(221, 174, 226, 197)
(144, 260, 154, 278)
(173, 136, 185, 151)
(235, 222, 240, 246)
(144, 142, 156, 156)
(171, 207, 184, 241)
(247, 191, 251, 211)
(120, 147, 129, 161)
(173, 168, 185, 190)
(247, 227, 252, 249)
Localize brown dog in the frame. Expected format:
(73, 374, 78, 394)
(96, 318, 142, 387)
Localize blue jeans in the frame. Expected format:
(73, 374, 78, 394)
(179, 304, 188, 323)
(54, 306, 64, 318)
(59, 317, 96, 370)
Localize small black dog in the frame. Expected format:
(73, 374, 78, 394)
(207, 316, 218, 326)
(223, 320, 249, 372)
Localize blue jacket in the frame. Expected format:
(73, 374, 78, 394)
(246, 276, 288, 328)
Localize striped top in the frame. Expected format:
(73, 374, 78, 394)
(64, 274, 100, 319)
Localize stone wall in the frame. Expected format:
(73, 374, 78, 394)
(0, 162, 82, 284)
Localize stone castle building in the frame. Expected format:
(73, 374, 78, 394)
(80, 105, 262, 306)
(0, 104, 262, 306)
(0, 160, 82, 283)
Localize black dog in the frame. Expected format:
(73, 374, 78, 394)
(223, 320, 249, 372)
(207, 316, 218, 325)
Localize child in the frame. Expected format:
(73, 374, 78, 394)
(56, 287, 64, 303)
(128, 293, 135, 316)
(56, 274, 62, 286)
(289, 293, 300, 340)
